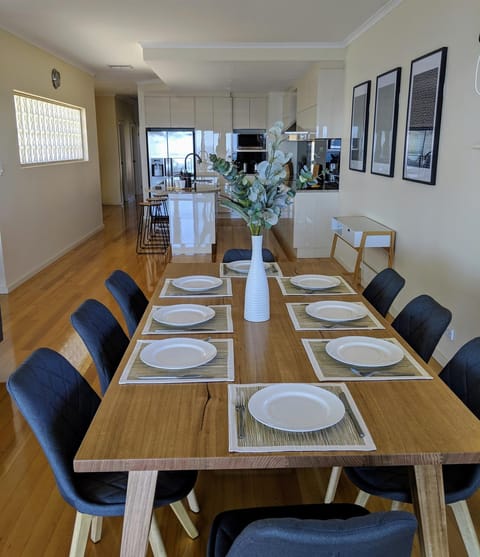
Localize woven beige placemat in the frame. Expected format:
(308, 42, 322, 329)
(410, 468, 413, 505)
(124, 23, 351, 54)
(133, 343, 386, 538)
(142, 305, 233, 334)
(159, 278, 232, 298)
(119, 339, 234, 384)
(302, 338, 432, 381)
(228, 383, 375, 452)
(286, 302, 384, 331)
(220, 262, 283, 278)
(277, 276, 356, 296)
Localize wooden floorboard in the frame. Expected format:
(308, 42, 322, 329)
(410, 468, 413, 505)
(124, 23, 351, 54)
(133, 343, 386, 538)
(0, 203, 476, 556)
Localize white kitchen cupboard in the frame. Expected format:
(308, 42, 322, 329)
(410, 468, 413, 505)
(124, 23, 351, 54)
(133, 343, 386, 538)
(194, 97, 213, 129)
(213, 97, 232, 131)
(249, 97, 267, 128)
(194, 96, 233, 158)
(195, 97, 214, 164)
(294, 66, 345, 138)
(232, 98, 249, 129)
(170, 97, 195, 127)
(233, 97, 267, 129)
(143, 96, 195, 127)
(316, 69, 344, 138)
(144, 97, 171, 127)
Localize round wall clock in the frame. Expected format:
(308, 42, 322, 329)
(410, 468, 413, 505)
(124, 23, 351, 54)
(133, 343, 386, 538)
(51, 68, 61, 89)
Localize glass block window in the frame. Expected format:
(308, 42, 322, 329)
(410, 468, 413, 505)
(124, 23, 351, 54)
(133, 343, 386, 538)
(14, 93, 86, 165)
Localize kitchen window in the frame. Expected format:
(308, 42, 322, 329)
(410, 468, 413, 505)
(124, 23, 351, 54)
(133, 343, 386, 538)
(13, 92, 87, 165)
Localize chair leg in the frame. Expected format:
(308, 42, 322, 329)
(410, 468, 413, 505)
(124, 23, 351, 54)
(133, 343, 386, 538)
(148, 513, 167, 557)
(324, 466, 342, 503)
(69, 511, 92, 557)
(169, 500, 199, 539)
(90, 516, 103, 543)
(450, 500, 480, 557)
(186, 488, 200, 513)
(355, 490, 371, 507)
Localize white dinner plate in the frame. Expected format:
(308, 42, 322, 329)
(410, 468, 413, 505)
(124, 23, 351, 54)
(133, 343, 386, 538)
(172, 275, 223, 292)
(306, 301, 368, 322)
(225, 260, 271, 273)
(152, 304, 215, 327)
(140, 338, 217, 370)
(326, 336, 404, 368)
(290, 274, 341, 290)
(248, 384, 345, 432)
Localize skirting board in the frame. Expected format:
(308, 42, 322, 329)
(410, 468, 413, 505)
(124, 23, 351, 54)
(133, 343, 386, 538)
(0, 223, 104, 293)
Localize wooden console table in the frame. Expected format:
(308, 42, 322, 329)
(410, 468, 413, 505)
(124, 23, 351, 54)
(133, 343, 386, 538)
(330, 216, 395, 285)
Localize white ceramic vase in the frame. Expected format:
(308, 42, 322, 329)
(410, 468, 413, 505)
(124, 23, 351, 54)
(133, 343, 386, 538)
(244, 235, 270, 322)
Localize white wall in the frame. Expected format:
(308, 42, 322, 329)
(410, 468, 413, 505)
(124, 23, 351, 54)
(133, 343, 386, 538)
(0, 29, 103, 292)
(339, 0, 480, 363)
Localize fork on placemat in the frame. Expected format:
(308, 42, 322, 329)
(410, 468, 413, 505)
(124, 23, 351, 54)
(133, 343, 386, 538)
(235, 394, 246, 439)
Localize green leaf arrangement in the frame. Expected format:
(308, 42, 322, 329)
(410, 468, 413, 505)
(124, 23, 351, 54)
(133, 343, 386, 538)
(209, 121, 316, 236)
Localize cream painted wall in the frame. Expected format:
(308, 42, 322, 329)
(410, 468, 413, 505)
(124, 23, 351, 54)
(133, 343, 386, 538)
(95, 95, 122, 205)
(0, 29, 103, 293)
(339, 0, 480, 363)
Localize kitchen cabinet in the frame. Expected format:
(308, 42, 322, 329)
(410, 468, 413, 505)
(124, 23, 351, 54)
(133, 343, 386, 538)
(143, 96, 195, 127)
(170, 97, 194, 127)
(213, 97, 232, 131)
(233, 97, 266, 129)
(295, 67, 345, 138)
(272, 191, 340, 259)
(194, 97, 213, 129)
(168, 191, 216, 255)
(293, 191, 339, 257)
(316, 69, 344, 138)
(144, 96, 171, 127)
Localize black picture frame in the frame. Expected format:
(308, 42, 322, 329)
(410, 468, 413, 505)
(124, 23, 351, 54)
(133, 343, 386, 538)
(371, 67, 401, 177)
(403, 47, 448, 185)
(349, 80, 371, 172)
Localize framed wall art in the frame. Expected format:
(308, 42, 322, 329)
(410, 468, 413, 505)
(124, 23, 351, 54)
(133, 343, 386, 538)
(371, 67, 401, 177)
(349, 80, 371, 172)
(403, 47, 448, 185)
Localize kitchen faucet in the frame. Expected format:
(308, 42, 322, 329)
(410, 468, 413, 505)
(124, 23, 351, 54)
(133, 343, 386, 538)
(184, 152, 202, 173)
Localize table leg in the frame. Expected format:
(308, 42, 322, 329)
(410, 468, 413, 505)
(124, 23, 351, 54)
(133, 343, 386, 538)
(410, 464, 448, 557)
(120, 470, 158, 557)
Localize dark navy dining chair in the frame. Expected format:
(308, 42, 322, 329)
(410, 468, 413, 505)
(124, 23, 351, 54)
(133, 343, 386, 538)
(345, 337, 480, 556)
(222, 248, 275, 263)
(391, 294, 452, 362)
(105, 269, 148, 337)
(70, 298, 201, 514)
(71, 299, 129, 395)
(362, 268, 406, 317)
(325, 290, 449, 505)
(207, 503, 417, 557)
(6, 347, 198, 556)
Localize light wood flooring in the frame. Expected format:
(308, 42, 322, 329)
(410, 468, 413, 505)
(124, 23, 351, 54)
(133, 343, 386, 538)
(0, 204, 478, 556)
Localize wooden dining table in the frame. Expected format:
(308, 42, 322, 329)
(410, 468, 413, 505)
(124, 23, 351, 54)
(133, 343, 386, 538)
(74, 259, 480, 557)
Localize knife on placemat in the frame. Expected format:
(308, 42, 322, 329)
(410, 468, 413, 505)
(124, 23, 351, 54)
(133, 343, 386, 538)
(339, 392, 365, 438)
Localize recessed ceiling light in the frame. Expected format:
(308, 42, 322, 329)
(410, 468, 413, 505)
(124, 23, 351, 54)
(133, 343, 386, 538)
(107, 65, 134, 70)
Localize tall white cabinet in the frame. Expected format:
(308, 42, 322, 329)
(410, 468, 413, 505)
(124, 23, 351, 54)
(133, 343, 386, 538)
(295, 66, 345, 138)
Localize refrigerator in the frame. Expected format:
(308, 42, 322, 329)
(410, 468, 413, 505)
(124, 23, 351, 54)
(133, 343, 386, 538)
(146, 128, 196, 189)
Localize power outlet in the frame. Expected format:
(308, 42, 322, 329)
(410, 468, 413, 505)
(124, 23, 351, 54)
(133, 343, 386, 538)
(446, 327, 456, 341)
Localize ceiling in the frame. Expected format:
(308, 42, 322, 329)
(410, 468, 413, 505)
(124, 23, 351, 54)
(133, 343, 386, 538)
(0, 0, 401, 96)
